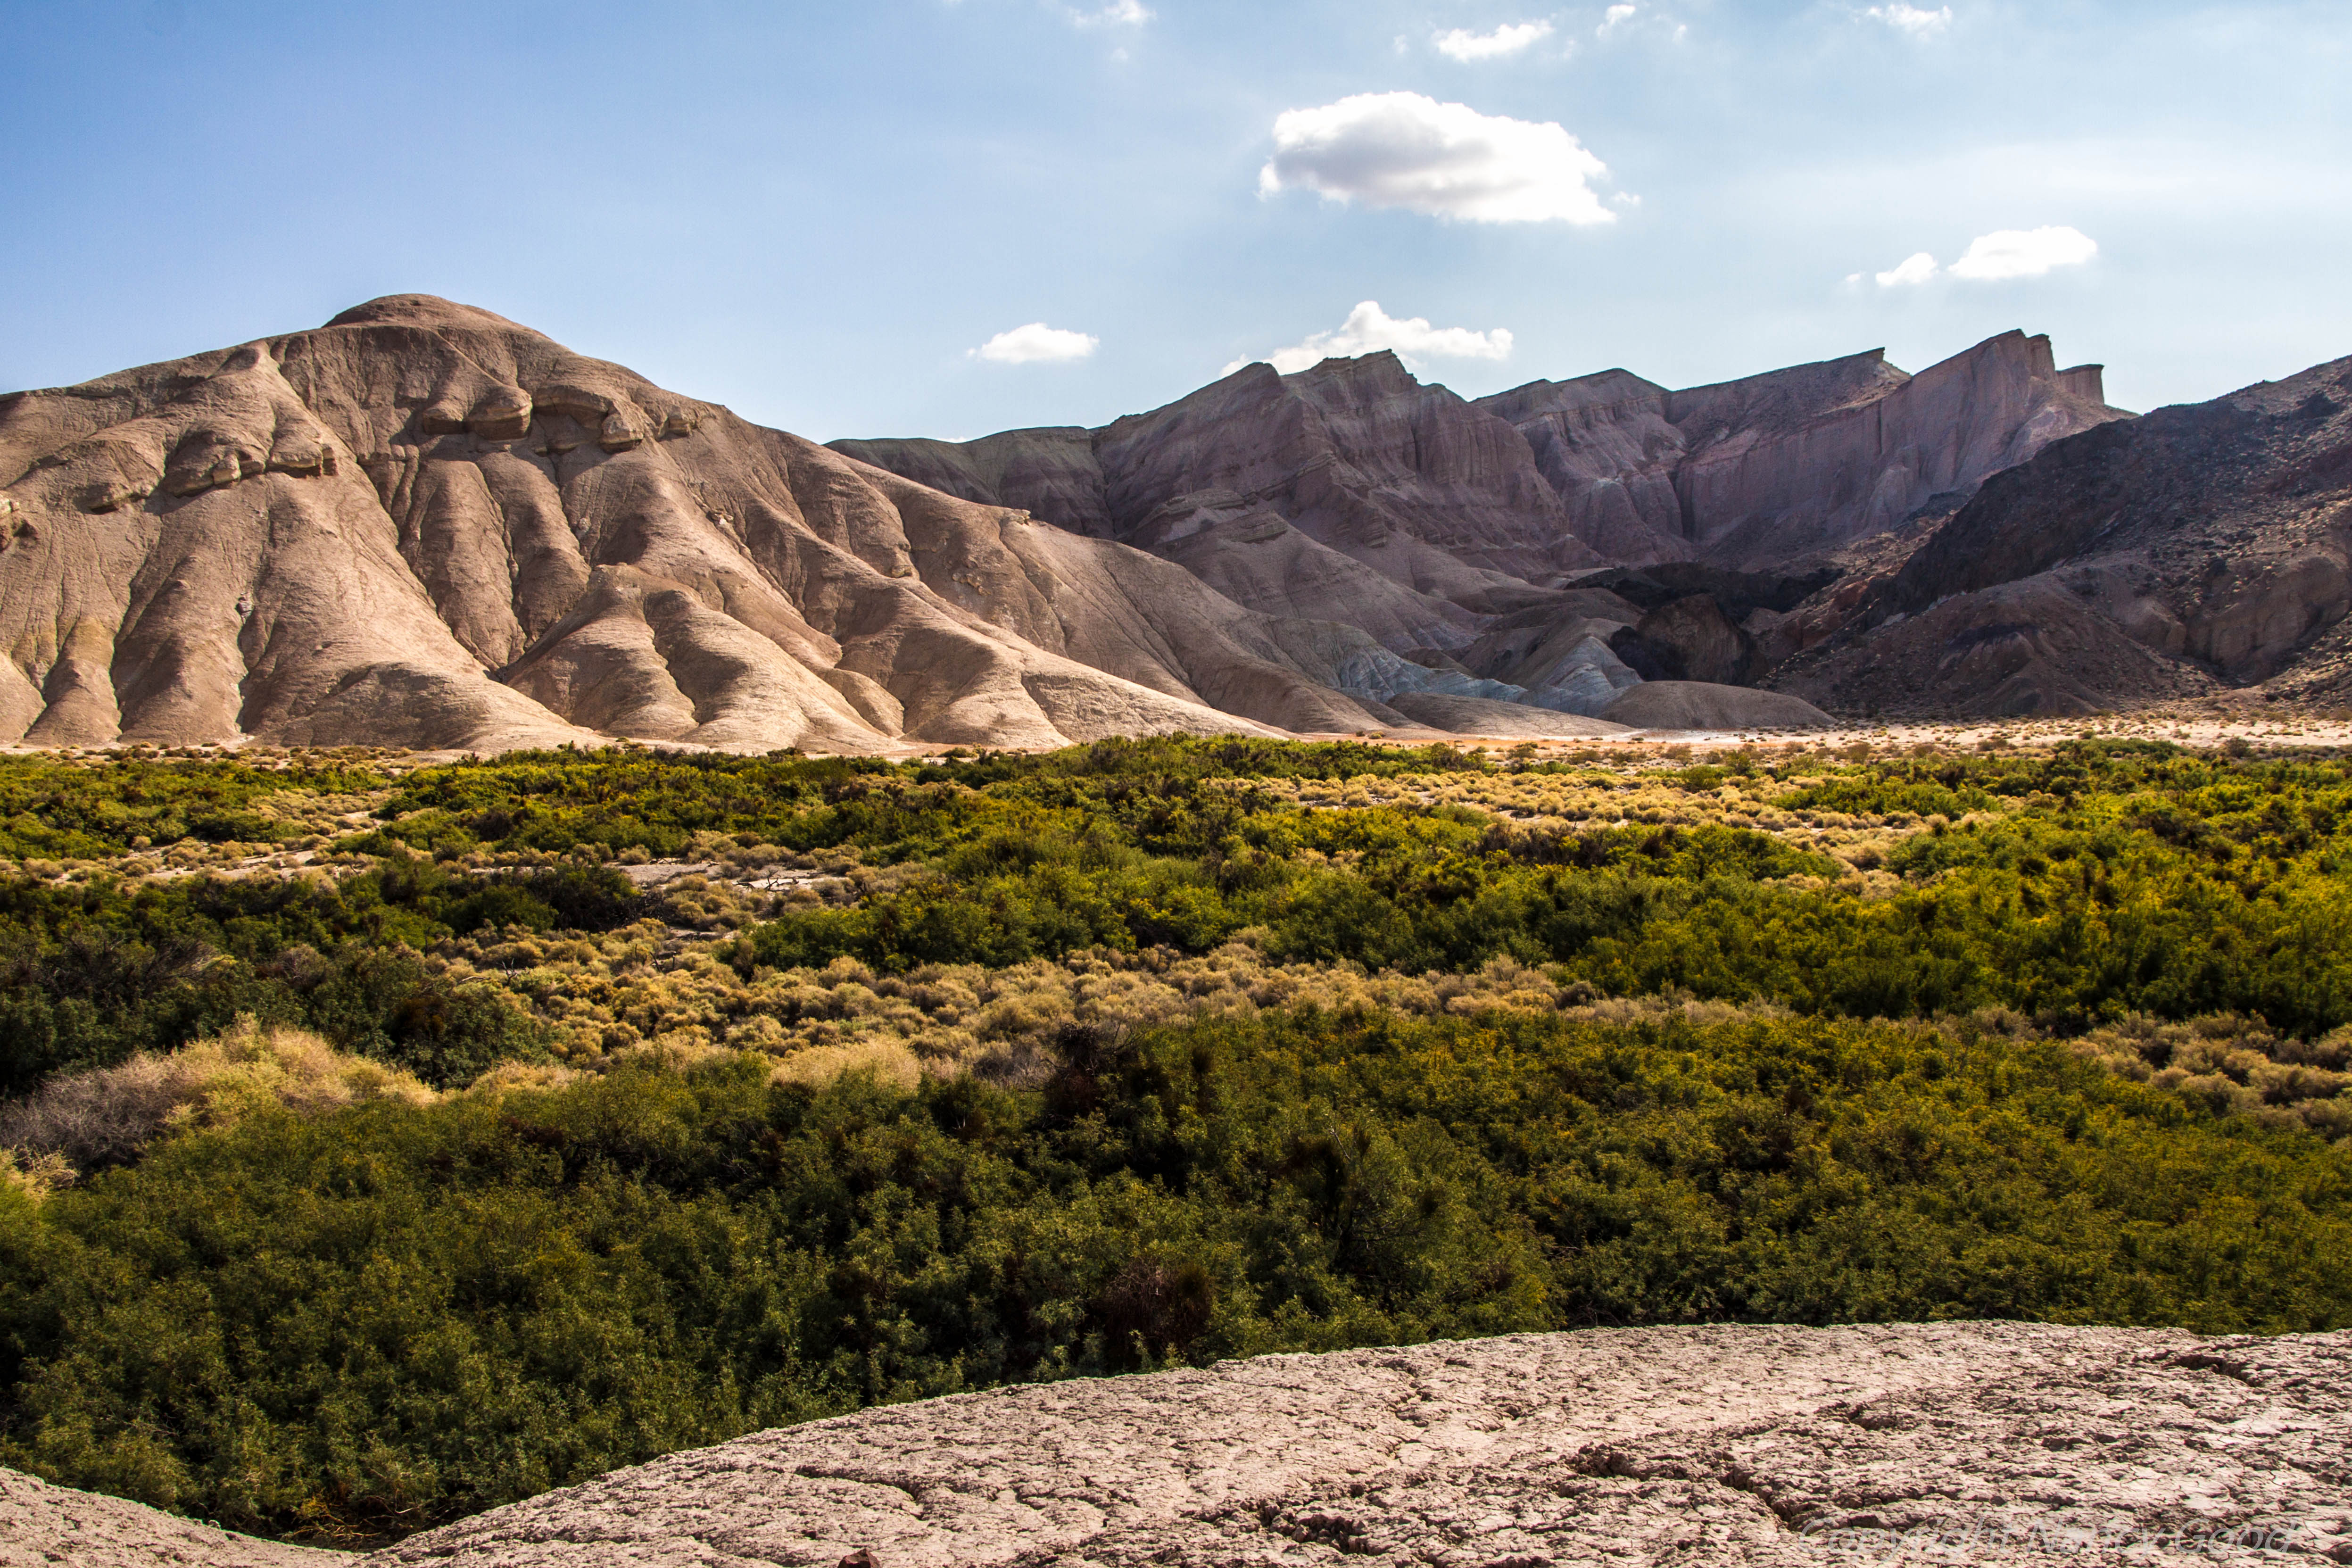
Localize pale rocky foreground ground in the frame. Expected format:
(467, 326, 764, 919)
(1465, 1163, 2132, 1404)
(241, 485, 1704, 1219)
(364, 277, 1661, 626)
(7, 1323, 2350, 1567)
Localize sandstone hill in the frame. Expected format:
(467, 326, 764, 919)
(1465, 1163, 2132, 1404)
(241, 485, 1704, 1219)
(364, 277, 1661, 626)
(7, 1324, 2347, 1567)
(5, 297, 1689, 755)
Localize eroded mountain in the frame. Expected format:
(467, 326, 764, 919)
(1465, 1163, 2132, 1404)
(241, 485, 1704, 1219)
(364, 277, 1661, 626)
(838, 332, 2126, 722)
(848, 332, 2352, 722)
(0, 297, 1667, 753)
(11, 296, 2341, 749)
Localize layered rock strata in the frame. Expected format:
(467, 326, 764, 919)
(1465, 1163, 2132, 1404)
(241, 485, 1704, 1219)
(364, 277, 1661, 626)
(1478, 332, 2126, 571)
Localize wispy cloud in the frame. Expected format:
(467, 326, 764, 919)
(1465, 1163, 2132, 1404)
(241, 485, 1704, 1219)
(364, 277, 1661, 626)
(1597, 4, 1638, 37)
(1876, 251, 1939, 286)
(1068, 0, 1150, 26)
(1226, 300, 1515, 376)
(1866, 4, 1952, 36)
(1434, 21, 1554, 61)
(1259, 91, 1617, 225)
(972, 323, 1100, 364)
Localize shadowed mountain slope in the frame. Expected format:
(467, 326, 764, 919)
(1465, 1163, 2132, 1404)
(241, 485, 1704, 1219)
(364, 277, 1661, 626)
(1769, 354, 2352, 716)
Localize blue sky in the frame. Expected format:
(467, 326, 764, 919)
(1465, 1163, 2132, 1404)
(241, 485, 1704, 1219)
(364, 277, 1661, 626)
(2, 1, 2346, 440)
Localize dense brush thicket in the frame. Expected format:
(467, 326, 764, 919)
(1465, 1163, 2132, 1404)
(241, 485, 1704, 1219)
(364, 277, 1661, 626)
(0, 861, 650, 1096)
(0, 736, 2347, 1541)
(4, 1007, 2346, 1540)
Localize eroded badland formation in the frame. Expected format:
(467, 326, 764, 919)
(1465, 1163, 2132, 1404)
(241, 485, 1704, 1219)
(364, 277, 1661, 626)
(2, 295, 2346, 756)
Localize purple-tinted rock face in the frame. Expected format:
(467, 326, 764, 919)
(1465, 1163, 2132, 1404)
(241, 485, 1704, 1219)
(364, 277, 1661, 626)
(1475, 332, 2129, 571)
(833, 333, 2129, 672)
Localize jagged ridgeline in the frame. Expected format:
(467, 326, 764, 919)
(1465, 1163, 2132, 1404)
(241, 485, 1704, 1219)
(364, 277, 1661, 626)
(12, 295, 2343, 755)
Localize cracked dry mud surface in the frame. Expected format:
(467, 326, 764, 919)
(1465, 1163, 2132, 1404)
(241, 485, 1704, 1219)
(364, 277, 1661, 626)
(10, 1324, 2351, 1567)
(370, 1324, 2352, 1568)
(0, 1465, 346, 1568)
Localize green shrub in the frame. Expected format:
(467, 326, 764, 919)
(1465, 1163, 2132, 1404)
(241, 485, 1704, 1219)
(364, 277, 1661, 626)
(0, 1007, 2344, 1539)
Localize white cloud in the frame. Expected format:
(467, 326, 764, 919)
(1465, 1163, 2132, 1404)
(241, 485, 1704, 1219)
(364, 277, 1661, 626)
(1866, 3, 1952, 35)
(1068, 0, 1149, 25)
(972, 323, 1100, 364)
(1226, 300, 1515, 376)
(1434, 20, 1554, 60)
(1949, 225, 2099, 279)
(1259, 91, 1616, 225)
(1861, 227, 2097, 288)
(1597, 4, 1637, 36)
(1876, 251, 1939, 286)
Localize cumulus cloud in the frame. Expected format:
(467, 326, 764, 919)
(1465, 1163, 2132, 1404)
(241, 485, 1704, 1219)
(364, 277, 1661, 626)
(1949, 225, 2099, 279)
(972, 323, 1100, 364)
(1597, 4, 1638, 36)
(1876, 251, 1939, 286)
(1068, 0, 1150, 25)
(1226, 301, 1515, 376)
(1434, 20, 1553, 60)
(1866, 3, 1952, 35)
(1259, 91, 1615, 225)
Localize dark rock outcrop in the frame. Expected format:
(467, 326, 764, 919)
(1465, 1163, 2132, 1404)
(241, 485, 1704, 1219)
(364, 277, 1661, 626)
(1775, 355, 2352, 716)
(1599, 681, 1835, 731)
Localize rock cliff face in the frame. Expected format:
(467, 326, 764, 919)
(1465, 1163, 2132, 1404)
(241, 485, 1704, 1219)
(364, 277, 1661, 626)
(1474, 332, 2128, 571)
(837, 332, 2123, 723)
(1772, 354, 2352, 716)
(9, 1324, 2348, 1567)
